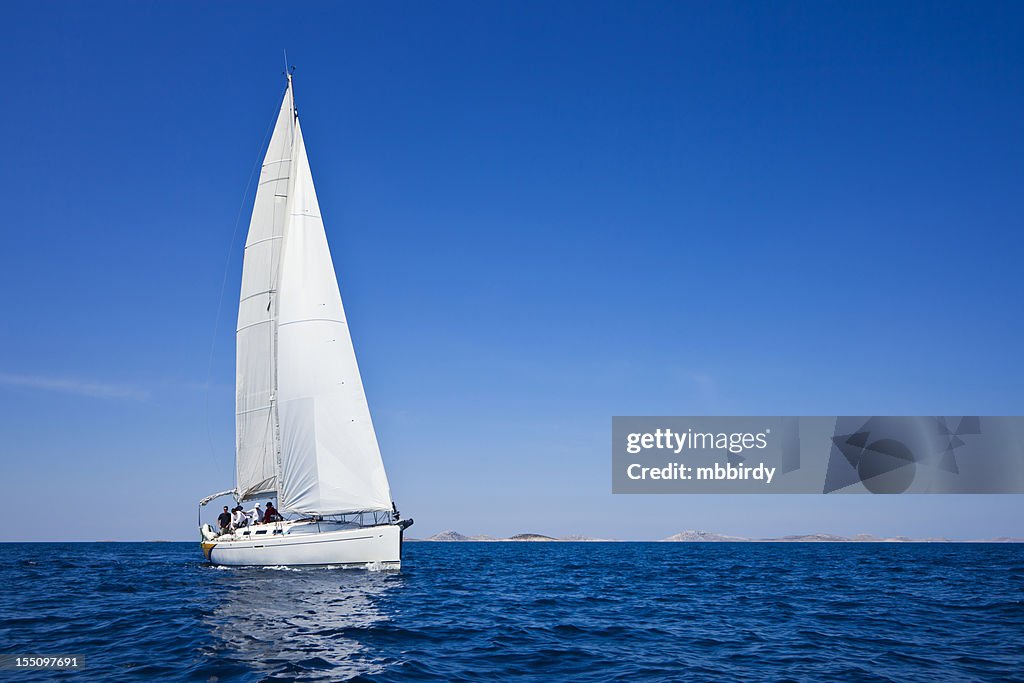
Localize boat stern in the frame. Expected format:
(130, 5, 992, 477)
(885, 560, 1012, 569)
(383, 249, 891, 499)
(201, 540, 217, 562)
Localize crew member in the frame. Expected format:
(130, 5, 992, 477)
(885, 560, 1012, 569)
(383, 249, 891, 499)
(231, 506, 250, 530)
(217, 506, 232, 533)
(249, 503, 263, 526)
(264, 501, 283, 523)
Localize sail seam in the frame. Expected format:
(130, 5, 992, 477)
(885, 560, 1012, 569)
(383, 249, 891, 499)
(262, 158, 292, 167)
(258, 176, 290, 186)
(238, 289, 277, 303)
(235, 404, 273, 416)
(244, 236, 283, 249)
(278, 318, 346, 327)
(236, 319, 273, 332)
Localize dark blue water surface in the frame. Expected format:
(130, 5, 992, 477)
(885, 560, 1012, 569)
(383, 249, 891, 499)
(2, 542, 1023, 681)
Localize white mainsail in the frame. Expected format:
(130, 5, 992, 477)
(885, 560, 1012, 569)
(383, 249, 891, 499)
(235, 83, 293, 501)
(235, 78, 393, 514)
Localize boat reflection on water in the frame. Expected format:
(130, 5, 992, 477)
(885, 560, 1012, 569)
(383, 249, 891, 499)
(203, 565, 402, 680)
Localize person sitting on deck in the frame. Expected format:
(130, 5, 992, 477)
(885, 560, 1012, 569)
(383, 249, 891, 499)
(231, 506, 250, 530)
(249, 503, 263, 525)
(217, 506, 232, 533)
(263, 502, 283, 523)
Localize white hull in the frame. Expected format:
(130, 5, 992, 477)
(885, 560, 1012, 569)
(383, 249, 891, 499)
(202, 521, 404, 568)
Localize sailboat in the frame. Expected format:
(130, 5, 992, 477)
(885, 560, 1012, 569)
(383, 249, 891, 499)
(198, 73, 412, 567)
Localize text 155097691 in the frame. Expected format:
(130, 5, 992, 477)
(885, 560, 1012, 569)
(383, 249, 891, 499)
(0, 655, 83, 670)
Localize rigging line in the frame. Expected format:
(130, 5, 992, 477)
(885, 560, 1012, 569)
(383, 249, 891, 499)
(203, 95, 281, 481)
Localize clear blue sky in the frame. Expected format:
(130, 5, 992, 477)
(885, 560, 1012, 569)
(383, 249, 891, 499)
(1, 2, 1021, 541)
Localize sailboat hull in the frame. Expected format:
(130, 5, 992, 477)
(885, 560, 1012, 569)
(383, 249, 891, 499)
(201, 522, 404, 568)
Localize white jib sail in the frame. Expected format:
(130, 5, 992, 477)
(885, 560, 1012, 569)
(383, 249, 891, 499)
(235, 84, 294, 501)
(236, 79, 393, 513)
(273, 107, 393, 514)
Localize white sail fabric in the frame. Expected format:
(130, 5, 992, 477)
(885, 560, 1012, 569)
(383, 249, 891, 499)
(273, 119, 393, 515)
(235, 85, 294, 501)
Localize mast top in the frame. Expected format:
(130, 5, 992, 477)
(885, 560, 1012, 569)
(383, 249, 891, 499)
(282, 50, 296, 118)
(283, 50, 294, 83)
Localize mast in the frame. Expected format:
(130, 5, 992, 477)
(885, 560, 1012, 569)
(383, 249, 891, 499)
(271, 69, 296, 509)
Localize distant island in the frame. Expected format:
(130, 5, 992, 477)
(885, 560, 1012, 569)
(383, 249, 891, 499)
(410, 529, 1024, 543)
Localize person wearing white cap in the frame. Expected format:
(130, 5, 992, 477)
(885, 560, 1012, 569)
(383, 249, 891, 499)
(249, 503, 263, 526)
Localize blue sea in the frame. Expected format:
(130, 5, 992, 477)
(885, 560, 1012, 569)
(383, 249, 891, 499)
(2, 542, 1023, 681)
